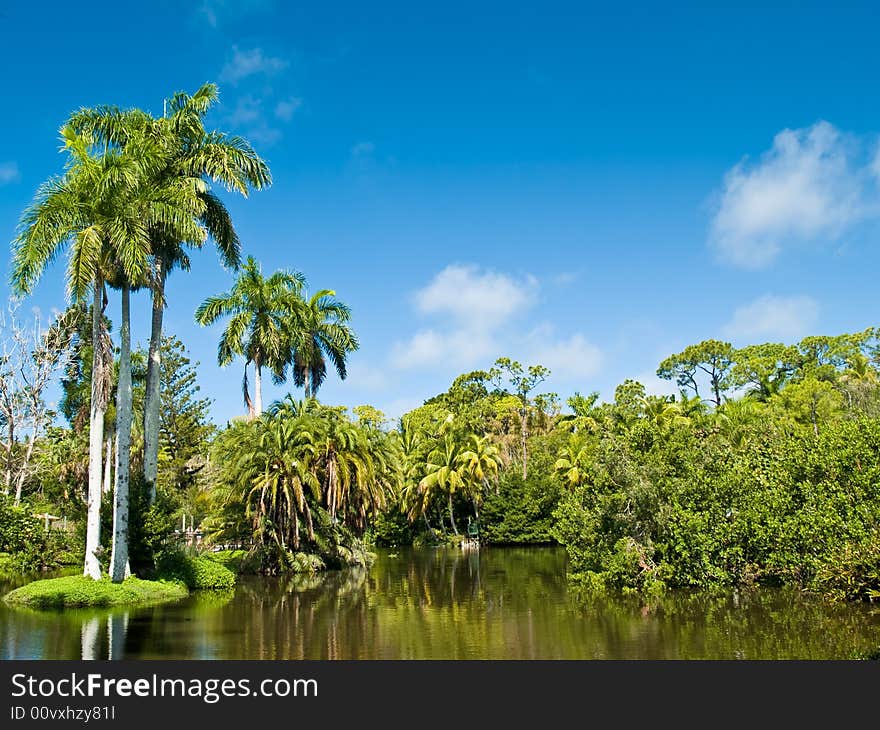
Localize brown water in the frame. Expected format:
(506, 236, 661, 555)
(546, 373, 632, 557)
(2, 546, 880, 659)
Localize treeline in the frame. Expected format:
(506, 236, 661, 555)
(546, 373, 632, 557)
(373, 329, 880, 601)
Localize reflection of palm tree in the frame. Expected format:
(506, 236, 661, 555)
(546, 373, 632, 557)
(81, 616, 101, 660)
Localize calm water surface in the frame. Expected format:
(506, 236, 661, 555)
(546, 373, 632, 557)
(3, 546, 880, 659)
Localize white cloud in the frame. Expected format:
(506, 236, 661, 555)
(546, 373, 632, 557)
(391, 328, 499, 370)
(414, 264, 536, 331)
(390, 265, 602, 383)
(709, 121, 878, 268)
(0, 161, 20, 185)
(274, 97, 303, 121)
(722, 294, 820, 342)
(227, 95, 262, 126)
(225, 95, 284, 146)
(528, 333, 602, 379)
(220, 46, 288, 84)
(341, 362, 389, 391)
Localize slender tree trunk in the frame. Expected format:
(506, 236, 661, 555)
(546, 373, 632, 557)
(143, 262, 164, 505)
(102, 437, 113, 494)
(520, 407, 529, 480)
(254, 360, 263, 416)
(304, 369, 311, 399)
(13, 426, 37, 505)
(3, 419, 14, 496)
(84, 281, 105, 581)
(110, 284, 132, 583)
(448, 493, 459, 535)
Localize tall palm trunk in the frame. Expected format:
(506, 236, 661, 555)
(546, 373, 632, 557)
(142, 259, 164, 505)
(304, 368, 311, 399)
(102, 436, 113, 494)
(84, 280, 105, 580)
(110, 284, 132, 583)
(254, 358, 263, 415)
(448, 493, 459, 535)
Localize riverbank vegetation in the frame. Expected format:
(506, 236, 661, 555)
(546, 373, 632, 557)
(3, 83, 880, 606)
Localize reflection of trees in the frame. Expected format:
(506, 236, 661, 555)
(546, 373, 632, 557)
(4, 551, 880, 659)
(571, 587, 880, 659)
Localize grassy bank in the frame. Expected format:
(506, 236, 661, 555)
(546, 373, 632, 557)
(3, 575, 188, 609)
(2, 553, 237, 608)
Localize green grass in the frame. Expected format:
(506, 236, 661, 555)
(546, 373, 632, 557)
(156, 552, 236, 590)
(3, 575, 188, 609)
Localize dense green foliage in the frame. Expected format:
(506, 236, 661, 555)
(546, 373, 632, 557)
(550, 331, 880, 599)
(155, 552, 236, 590)
(0, 496, 71, 572)
(3, 575, 188, 608)
(204, 399, 395, 573)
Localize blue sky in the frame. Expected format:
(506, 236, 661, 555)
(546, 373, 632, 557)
(2, 1, 880, 424)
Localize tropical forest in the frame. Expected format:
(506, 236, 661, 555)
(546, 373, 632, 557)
(2, 82, 880, 661)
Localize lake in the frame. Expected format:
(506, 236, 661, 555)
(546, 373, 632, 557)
(3, 546, 880, 659)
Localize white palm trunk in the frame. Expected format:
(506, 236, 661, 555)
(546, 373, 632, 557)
(254, 361, 263, 416)
(84, 281, 104, 581)
(109, 284, 132, 583)
(143, 262, 164, 504)
(102, 437, 112, 494)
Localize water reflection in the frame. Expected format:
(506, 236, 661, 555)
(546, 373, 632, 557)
(3, 548, 880, 659)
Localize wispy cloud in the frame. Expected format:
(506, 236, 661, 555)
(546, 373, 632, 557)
(224, 92, 298, 147)
(274, 97, 303, 121)
(0, 161, 20, 185)
(525, 332, 602, 379)
(722, 294, 820, 342)
(220, 45, 288, 84)
(709, 121, 880, 268)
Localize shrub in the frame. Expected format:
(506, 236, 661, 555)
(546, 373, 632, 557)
(156, 552, 236, 591)
(554, 418, 880, 594)
(0, 496, 71, 572)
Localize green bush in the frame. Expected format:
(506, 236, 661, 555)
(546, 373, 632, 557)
(3, 575, 187, 608)
(156, 552, 236, 590)
(0, 496, 71, 572)
(553, 418, 880, 595)
(812, 530, 880, 602)
(205, 549, 261, 574)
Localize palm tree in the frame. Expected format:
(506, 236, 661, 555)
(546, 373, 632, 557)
(195, 257, 305, 418)
(554, 436, 591, 489)
(69, 83, 271, 504)
(288, 290, 359, 398)
(458, 434, 502, 519)
(239, 417, 321, 557)
(12, 120, 201, 581)
(418, 435, 469, 535)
